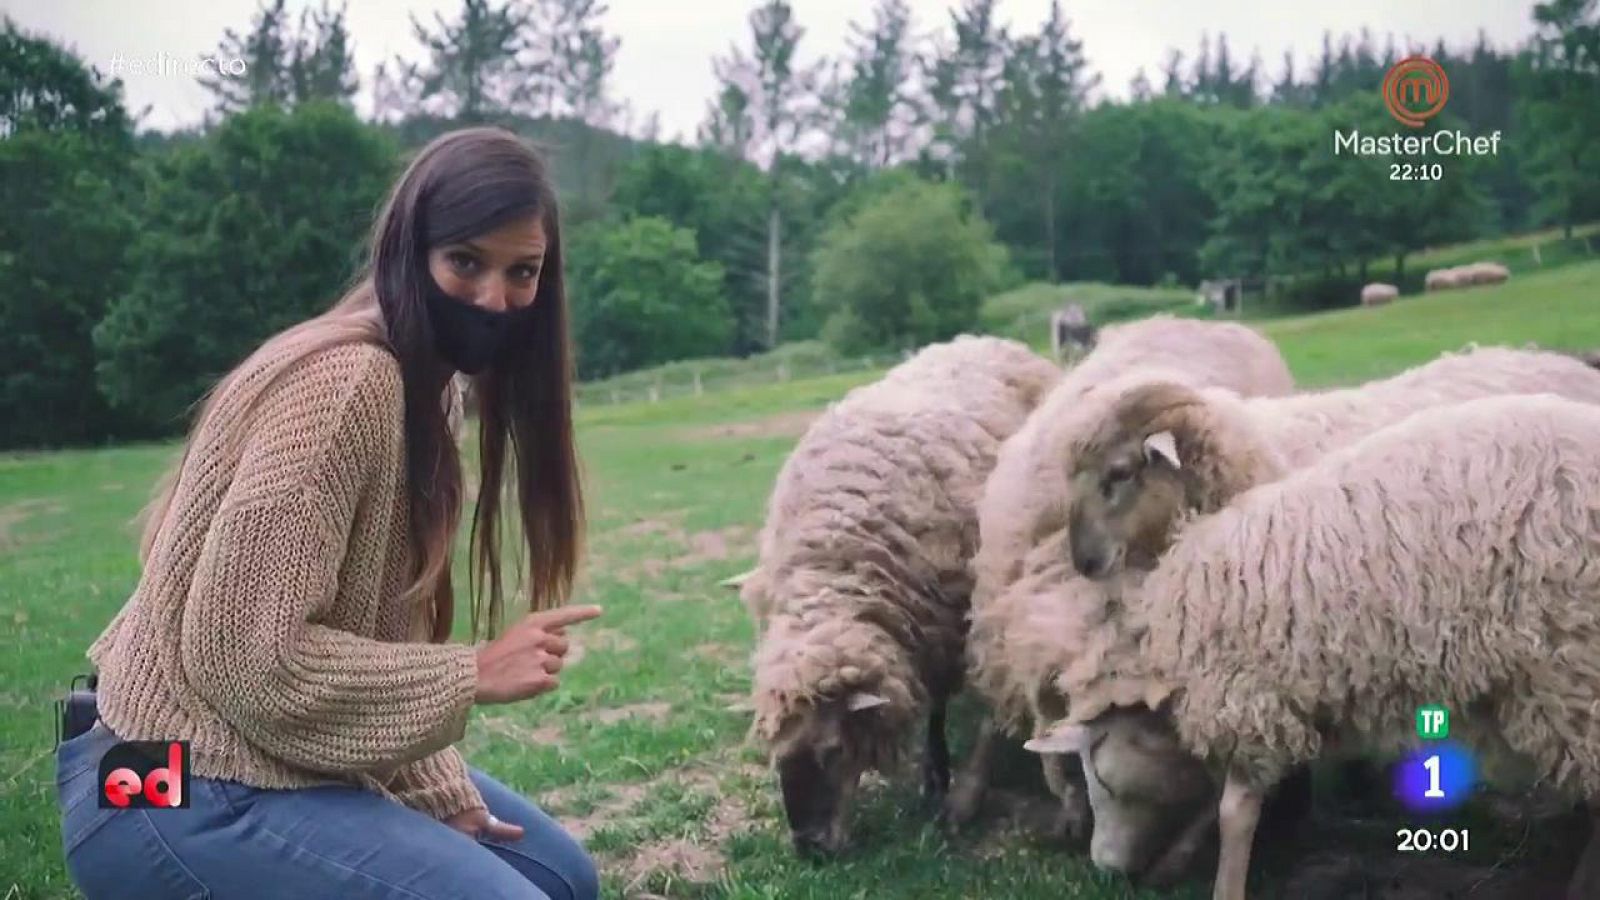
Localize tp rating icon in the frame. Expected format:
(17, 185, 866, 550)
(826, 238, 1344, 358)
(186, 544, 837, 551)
(1417, 705, 1449, 740)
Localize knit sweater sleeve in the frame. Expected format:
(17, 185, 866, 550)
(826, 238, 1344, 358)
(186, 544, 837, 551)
(389, 746, 487, 820)
(179, 344, 478, 775)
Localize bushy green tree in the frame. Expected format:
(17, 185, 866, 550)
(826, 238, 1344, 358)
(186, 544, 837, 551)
(812, 180, 1005, 355)
(1518, 0, 1600, 237)
(567, 217, 731, 378)
(0, 22, 138, 448)
(93, 102, 397, 428)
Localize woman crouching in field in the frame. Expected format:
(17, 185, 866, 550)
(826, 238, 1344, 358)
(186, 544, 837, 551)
(55, 128, 603, 900)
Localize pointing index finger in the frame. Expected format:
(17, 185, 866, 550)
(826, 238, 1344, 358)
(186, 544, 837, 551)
(529, 605, 603, 630)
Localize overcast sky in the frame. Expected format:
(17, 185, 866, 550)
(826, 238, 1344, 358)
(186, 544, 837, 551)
(6, 0, 1537, 138)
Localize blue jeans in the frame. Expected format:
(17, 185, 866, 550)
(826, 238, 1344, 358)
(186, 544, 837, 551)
(56, 724, 599, 900)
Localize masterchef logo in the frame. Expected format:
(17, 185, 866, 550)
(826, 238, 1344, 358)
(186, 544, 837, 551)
(1383, 56, 1450, 128)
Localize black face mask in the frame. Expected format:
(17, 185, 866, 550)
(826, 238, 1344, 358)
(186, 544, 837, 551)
(421, 273, 538, 375)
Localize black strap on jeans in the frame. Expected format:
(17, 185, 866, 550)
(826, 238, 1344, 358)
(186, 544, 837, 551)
(55, 673, 99, 747)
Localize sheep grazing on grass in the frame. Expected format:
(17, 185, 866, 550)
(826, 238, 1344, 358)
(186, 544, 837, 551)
(1462, 260, 1512, 285)
(1360, 283, 1398, 306)
(952, 317, 1294, 830)
(1425, 261, 1511, 292)
(745, 335, 1060, 856)
(1064, 346, 1600, 580)
(1424, 268, 1461, 291)
(1030, 394, 1600, 900)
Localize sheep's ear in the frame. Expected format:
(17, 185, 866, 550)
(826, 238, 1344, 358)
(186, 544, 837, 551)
(719, 568, 757, 591)
(1024, 723, 1092, 755)
(845, 691, 890, 712)
(1143, 431, 1180, 470)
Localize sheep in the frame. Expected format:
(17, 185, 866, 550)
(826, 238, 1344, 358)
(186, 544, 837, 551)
(1030, 393, 1600, 900)
(1064, 346, 1600, 581)
(1051, 303, 1097, 363)
(1359, 282, 1398, 306)
(747, 334, 1060, 856)
(951, 317, 1294, 829)
(1464, 260, 1511, 285)
(1424, 262, 1511, 292)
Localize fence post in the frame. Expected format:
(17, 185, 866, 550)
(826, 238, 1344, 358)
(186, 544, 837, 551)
(693, 369, 703, 396)
(609, 388, 619, 405)
(777, 362, 789, 382)
(649, 375, 662, 403)
(1532, 242, 1543, 267)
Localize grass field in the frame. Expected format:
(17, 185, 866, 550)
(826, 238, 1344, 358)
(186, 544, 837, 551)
(4, 260, 1600, 898)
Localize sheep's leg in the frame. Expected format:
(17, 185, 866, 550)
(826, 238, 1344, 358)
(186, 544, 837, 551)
(1212, 774, 1263, 900)
(921, 700, 951, 803)
(942, 715, 999, 830)
(1565, 806, 1600, 900)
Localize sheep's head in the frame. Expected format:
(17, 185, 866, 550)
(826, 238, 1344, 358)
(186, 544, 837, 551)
(752, 618, 919, 858)
(1027, 706, 1215, 878)
(1065, 381, 1215, 579)
(764, 688, 901, 857)
(1066, 380, 1277, 579)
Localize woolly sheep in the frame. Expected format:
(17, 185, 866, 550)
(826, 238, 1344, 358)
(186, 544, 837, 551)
(1064, 346, 1600, 580)
(1031, 394, 1600, 899)
(746, 334, 1059, 856)
(1359, 282, 1398, 306)
(1464, 260, 1511, 285)
(1424, 261, 1511, 292)
(950, 318, 1294, 828)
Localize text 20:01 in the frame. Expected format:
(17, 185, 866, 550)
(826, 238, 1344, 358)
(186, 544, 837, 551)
(1390, 163, 1444, 181)
(1396, 828, 1469, 852)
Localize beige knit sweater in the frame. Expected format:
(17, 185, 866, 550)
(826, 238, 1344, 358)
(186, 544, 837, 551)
(89, 340, 485, 820)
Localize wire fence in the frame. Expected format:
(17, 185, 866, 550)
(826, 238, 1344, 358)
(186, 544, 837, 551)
(573, 351, 911, 407)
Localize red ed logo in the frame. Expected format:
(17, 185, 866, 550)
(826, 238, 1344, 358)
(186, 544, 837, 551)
(98, 741, 190, 808)
(1383, 56, 1450, 128)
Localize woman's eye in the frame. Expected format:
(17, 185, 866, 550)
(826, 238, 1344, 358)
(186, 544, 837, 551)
(447, 252, 478, 273)
(510, 264, 540, 283)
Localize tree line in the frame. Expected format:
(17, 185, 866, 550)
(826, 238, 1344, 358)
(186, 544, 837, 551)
(2, 0, 1598, 448)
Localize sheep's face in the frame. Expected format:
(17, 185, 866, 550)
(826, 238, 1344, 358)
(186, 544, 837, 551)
(769, 691, 890, 857)
(1028, 707, 1214, 876)
(1068, 429, 1188, 579)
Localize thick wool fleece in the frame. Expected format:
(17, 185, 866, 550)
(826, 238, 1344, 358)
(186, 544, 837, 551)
(1173, 347, 1600, 487)
(966, 317, 1294, 734)
(1073, 394, 1600, 797)
(750, 336, 1060, 751)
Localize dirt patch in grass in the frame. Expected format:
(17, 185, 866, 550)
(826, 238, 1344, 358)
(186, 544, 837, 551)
(574, 628, 639, 658)
(615, 764, 767, 892)
(670, 526, 751, 570)
(616, 513, 688, 540)
(675, 410, 818, 442)
(555, 754, 764, 861)
(589, 701, 672, 727)
(479, 714, 567, 750)
(562, 782, 652, 842)
(716, 692, 754, 714)
(689, 642, 743, 666)
(0, 499, 65, 551)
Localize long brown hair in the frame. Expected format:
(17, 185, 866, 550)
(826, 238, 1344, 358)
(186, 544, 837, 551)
(138, 127, 585, 643)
